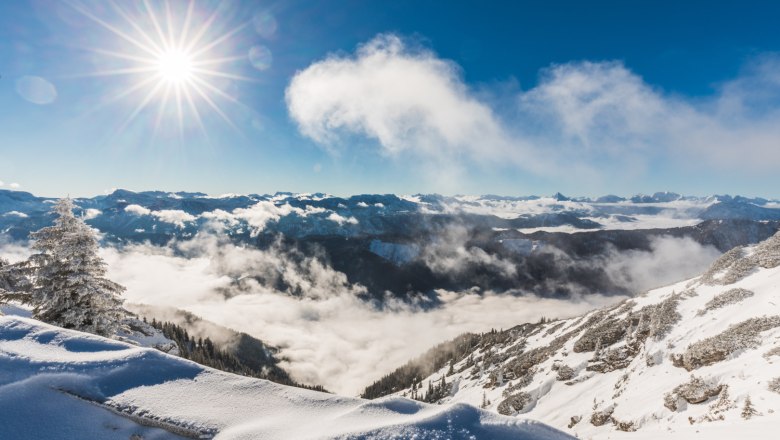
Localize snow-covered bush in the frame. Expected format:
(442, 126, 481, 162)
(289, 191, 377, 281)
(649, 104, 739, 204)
(676, 316, 780, 370)
(698, 288, 754, 315)
(497, 392, 530, 415)
(764, 346, 780, 359)
(614, 419, 637, 432)
(701, 232, 780, 285)
(768, 377, 780, 394)
(573, 317, 626, 352)
(644, 295, 681, 340)
(590, 405, 614, 426)
(556, 365, 575, 381)
(588, 345, 634, 373)
(664, 376, 722, 411)
(700, 247, 744, 285)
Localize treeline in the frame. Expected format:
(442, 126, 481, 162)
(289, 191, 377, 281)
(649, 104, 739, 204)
(149, 318, 328, 393)
(409, 375, 451, 403)
(361, 332, 482, 400)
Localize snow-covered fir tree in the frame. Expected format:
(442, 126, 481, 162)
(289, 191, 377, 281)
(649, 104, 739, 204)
(23, 198, 126, 336)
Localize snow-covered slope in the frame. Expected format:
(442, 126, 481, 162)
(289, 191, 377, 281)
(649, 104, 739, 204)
(0, 315, 572, 440)
(382, 232, 780, 438)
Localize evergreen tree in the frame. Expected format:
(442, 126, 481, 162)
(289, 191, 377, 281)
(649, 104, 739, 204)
(742, 395, 759, 419)
(24, 198, 126, 336)
(0, 256, 32, 303)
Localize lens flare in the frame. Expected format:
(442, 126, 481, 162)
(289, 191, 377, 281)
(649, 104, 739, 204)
(68, 0, 253, 137)
(248, 45, 273, 71)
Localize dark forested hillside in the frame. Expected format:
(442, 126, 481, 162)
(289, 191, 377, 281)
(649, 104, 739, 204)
(147, 317, 327, 392)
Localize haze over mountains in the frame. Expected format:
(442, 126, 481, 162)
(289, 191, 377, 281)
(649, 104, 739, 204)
(2, 188, 780, 395)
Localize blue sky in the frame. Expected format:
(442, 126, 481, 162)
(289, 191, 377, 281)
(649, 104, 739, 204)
(1, 0, 779, 198)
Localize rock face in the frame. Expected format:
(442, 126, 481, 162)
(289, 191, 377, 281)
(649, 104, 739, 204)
(370, 231, 780, 438)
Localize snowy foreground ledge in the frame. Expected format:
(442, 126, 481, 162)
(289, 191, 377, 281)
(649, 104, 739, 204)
(0, 316, 571, 440)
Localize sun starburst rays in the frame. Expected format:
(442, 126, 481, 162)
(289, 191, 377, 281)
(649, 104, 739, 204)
(68, 0, 249, 139)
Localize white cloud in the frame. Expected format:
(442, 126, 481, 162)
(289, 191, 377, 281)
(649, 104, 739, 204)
(123, 204, 195, 228)
(124, 204, 151, 216)
(600, 236, 721, 293)
(326, 212, 358, 225)
(153, 210, 197, 228)
(8, 183, 20, 189)
(3, 211, 28, 218)
(422, 225, 517, 278)
(287, 35, 780, 187)
(82, 209, 101, 220)
(286, 34, 548, 186)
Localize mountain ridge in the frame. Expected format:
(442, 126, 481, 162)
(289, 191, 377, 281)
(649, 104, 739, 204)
(361, 231, 780, 438)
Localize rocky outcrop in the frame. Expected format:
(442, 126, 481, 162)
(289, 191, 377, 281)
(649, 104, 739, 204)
(664, 376, 723, 411)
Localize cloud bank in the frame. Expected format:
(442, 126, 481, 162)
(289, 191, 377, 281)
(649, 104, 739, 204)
(286, 35, 780, 187)
(97, 232, 718, 394)
(83, 231, 623, 395)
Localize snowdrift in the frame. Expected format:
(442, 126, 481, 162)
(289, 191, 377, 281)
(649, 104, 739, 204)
(0, 315, 571, 440)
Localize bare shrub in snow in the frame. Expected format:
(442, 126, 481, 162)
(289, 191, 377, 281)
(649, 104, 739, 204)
(697, 288, 755, 315)
(764, 346, 780, 359)
(677, 316, 780, 370)
(689, 385, 736, 423)
(573, 318, 626, 352)
(768, 377, 780, 394)
(742, 395, 759, 419)
(544, 321, 565, 337)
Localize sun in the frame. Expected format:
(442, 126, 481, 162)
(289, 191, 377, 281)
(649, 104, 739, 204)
(70, 0, 252, 137)
(157, 49, 194, 84)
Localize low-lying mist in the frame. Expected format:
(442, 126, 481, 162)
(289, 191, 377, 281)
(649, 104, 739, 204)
(1, 228, 721, 395)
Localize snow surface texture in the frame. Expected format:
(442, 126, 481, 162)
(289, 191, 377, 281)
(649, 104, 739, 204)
(0, 316, 573, 440)
(388, 232, 780, 438)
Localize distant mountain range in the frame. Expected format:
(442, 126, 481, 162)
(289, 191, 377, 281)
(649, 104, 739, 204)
(2, 189, 779, 243)
(3, 189, 780, 301)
